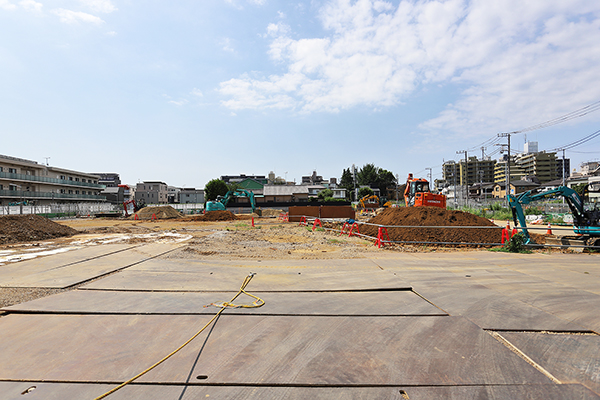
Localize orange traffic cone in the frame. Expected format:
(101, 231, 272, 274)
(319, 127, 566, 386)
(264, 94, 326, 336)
(546, 223, 552, 235)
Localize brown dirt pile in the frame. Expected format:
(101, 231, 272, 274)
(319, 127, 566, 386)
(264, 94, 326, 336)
(132, 206, 182, 220)
(260, 209, 284, 217)
(186, 210, 238, 222)
(362, 207, 501, 246)
(0, 215, 78, 244)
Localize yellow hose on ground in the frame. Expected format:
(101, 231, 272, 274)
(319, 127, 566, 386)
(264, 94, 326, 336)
(94, 273, 263, 400)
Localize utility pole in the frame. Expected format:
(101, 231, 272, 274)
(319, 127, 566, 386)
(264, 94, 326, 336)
(352, 164, 357, 201)
(395, 174, 399, 203)
(456, 150, 467, 207)
(561, 149, 566, 187)
(498, 132, 513, 203)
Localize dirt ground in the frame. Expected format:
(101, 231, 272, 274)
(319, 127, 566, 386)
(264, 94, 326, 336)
(0, 211, 577, 309)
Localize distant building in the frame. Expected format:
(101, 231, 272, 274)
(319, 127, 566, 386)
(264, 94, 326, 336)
(92, 173, 121, 188)
(135, 181, 168, 204)
(556, 158, 571, 182)
(492, 180, 540, 198)
(221, 174, 268, 184)
(0, 154, 105, 206)
(524, 141, 538, 154)
(443, 157, 496, 186)
(262, 185, 310, 203)
(179, 188, 205, 204)
(101, 186, 125, 204)
(302, 171, 325, 185)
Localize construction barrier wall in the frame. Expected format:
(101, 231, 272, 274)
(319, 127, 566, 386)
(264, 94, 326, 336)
(288, 206, 320, 222)
(288, 205, 355, 222)
(320, 205, 355, 220)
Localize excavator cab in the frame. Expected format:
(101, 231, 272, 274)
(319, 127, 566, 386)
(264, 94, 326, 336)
(404, 173, 446, 208)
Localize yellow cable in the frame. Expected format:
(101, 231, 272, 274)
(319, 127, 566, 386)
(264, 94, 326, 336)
(94, 273, 263, 400)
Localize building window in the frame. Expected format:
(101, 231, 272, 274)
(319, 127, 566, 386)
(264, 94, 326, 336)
(60, 189, 66, 194)
(75, 190, 79, 194)
(68, 190, 73, 194)
(69, 177, 73, 181)
(75, 178, 80, 182)
(60, 175, 66, 180)
(9, 168, 17, 173)
(9, 185, 18, 191)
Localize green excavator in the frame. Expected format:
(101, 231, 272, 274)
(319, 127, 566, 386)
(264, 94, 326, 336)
(507, 185, 600, 246)
(205, 189, 260, 215)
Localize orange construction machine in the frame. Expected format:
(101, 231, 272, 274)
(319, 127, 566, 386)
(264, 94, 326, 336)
(404, 173, 446, 208)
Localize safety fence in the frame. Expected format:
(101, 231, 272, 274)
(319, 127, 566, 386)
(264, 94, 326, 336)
(0, 203, 119, 218)
(279, 213, 599, 251)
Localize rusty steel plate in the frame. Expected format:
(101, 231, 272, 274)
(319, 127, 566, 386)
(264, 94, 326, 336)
(0, 314, 549, 385)
(133, 258, 383, 272)
(2, 289, 445, 316)
(479, 283, 600, 334)
(500, 331, 600, 395)
(0, 244, 136, 284)
(0, 243, 183, 289)
(80, 269, 410, 292)
(411, 283, 582, 331)
(0, 382, 597, 400)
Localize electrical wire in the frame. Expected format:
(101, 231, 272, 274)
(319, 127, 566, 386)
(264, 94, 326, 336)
(549, 128, 600, 151)
(466, 100, 600, 153)
(516, 101, 600, 134)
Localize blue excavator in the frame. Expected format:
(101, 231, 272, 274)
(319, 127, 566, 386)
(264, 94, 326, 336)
(507, 185, 600, 246)
(205, 189, 259, 215)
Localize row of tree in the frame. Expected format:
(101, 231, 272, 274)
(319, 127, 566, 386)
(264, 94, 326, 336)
(339, 164, 399, 201)
(204, 163, 402, 202)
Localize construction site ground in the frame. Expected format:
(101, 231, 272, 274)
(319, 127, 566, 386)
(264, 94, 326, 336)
(0, 215, 599, 399)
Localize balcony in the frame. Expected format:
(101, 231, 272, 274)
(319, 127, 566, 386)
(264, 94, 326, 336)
(0, 190, 106, 201)
(0, 171, 105, 189)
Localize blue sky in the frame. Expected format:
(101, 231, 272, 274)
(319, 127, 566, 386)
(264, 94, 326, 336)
(2, 0, 600, 188)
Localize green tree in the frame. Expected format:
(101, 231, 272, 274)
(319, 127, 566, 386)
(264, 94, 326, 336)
(318, 188, 333, 200)
(357, 164, 379, 186)
(227, 182, 242, 192)
(572, 183, 587, 197)
(376, 169, 397, 198)
(204, 179, 228, 201)
(340, 168, 354, 200)
(358, 186, 374, 199)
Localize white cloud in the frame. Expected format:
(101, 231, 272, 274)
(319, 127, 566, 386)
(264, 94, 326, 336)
(169, 99, 189, 106)
(52, 8, 104, 24)
(78, 0, 116, 13)
(218, 0, 600, 135)
(19, 0, 41, 12)
(0, 0, 17, 10)
(191, 88, 203, 97)
(219, 37, 235, 53)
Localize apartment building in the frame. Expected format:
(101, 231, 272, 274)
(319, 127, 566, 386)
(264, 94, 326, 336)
(443, 157, 496, 186)
(0, 154, 105, 206)
(134, 181, 168, 204)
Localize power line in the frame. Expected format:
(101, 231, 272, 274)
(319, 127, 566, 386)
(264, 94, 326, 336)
(516, 101, 600, 134)
(550, 128, 600, 151)
(467, 100, 600, 153)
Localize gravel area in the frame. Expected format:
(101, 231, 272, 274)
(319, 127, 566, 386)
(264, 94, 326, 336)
(0, 287, 66, 309)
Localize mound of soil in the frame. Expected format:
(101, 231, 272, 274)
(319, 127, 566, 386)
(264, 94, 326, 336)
(362, 207, 502, 246)
(0, 215, 78, 244)
(187, 211, 238, 222)
(132, 206, 182, 220)
(260, 209, 284, 217)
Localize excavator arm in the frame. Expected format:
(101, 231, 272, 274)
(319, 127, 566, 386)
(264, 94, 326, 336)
(508, 186, 600, 244)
